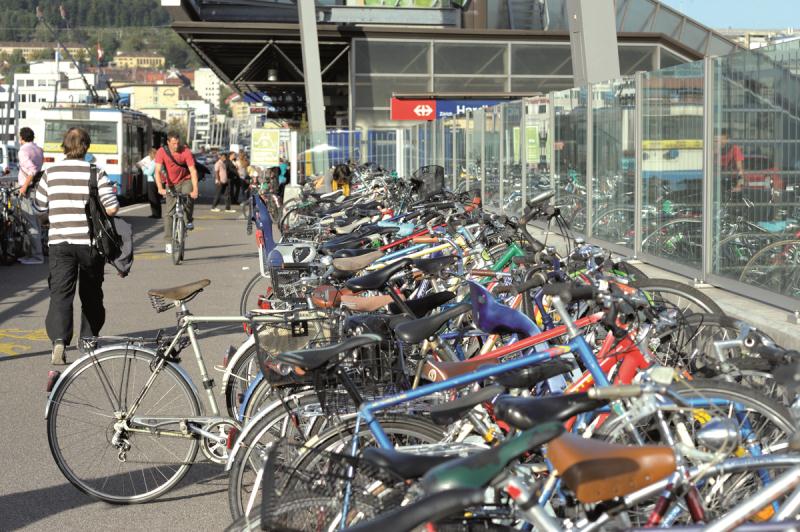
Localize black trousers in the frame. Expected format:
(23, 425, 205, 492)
(46, 243, 106, 345)
(147, 181, 162, 218)
(212, 182, 231, 210)
(230, 177, 241, 204)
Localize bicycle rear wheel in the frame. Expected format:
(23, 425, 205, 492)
(47, 348, 201, 503)
(631, 278, 724, 316)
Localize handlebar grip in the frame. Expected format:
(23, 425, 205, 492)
(587, 385, 643, 400)
(412, 236, 439, 244)
(542, 282, 596, 302)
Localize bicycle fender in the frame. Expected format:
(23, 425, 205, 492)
(220, 334, 257, 395)
(44, 345, 201, 420)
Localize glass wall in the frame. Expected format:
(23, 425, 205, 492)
(592, 77, 636, 248)
(394, 40, 800, 311)
(640, 62, 704, 269)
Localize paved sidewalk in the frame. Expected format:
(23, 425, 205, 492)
(0, 187, 259, 531)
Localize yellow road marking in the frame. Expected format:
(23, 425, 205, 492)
(0, 328, 48, 356)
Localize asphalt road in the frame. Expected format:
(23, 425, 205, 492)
(0, 179, 259, 531)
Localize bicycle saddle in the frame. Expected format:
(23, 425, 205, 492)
(419, 422, 564, 494)
(468, 281, 541, 338)
(392, 302, 471, 344)
(413, 255, 457, 277)
(361, 448, 454, 481)
(388, 291, 455, 318)
(333, 248, 377, 259)
(147, 279, 210, 301)
(429, 385, 504, 426)
(421, 355, 498, 383)
(493, 393, 606, 431)
(275, 334, 382, 371)
(346, 258, 412, 292)
(547, 432, 676, 503)
(332, 250, 384, 273)
(490, 359, 574, 390)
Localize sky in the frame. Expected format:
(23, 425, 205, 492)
(660, 0, 800, 30)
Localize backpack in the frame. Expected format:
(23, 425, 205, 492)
(86, 164, 134, 277)
(162, 145, 210, 181)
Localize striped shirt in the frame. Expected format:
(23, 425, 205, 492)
(34, 159, 120, 246)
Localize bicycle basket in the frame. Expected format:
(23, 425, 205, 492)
(411, 165, 446, 199)
(310, 338, 409, 416)
(268, 263, 312, 302)
(261, 438, 406, 531)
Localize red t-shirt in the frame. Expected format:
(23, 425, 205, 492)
(720, 144, 744, 172)
(156, 146, 195, 186)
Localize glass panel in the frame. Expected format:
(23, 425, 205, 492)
(616, 0, 629, 31)
(502, 102, 523, 216)
(354, 76, 430, 108)
(367, 129, 396, 171)
(470, 109, 484, 193)
(353, 108, 393, 130)
(712, 45, 800, 300)
(621, 0, 655, 32)
(524, 96, 551, 200)
(434, 76, 507, 94)
(641, 62, 704, 269)
(660, 48, 687, 69)
(443, 118, 455, 187)
(620, 46, 656, 75)
(434, 43, 507, 75)
(403, 127, 413, 176)
(511, 77, 575, 94)
(511, 44, 572, 76)
(708, 35, 736, 57)
(680, 22, 709, 52)
(454, 115, 467, 192)
(651, 6, 682, 37)
(484, 106, 501, 210)
(553, 87, 588, 234)
(434, 118, 444, 168)
(592, 77, 636, 248)
(354, 40, 429, 74)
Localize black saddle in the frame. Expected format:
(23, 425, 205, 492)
(333, 248, 376, 259)
(392, 303, 471, 344)
(274, 334, 382, 371)
(493, 392, 607, 431)
(413, 255, 458, 277)
(389, 291, 455, 318)
(346, 258, 412, 292)
(361, 448, 453, 480)
(491, 359, 574, 390)
(319, 237, 369, 256)
(429, 385, 504, 426)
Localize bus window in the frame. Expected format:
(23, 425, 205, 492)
(44, 121, 118, 153)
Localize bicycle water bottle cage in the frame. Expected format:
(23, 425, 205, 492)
(468, 281, 541, 338)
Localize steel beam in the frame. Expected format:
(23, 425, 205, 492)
(566, 0, 621, 86)
(232, 41, 273, 82)
(298, 0, 328, 173)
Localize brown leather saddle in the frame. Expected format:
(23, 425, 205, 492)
(147, 279, 210, 301)
(547, 432, 676, 504)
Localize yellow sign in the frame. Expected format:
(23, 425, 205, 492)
(251, 129, 281, 167)
(642, 139, 702, 150)
(44, 142, 119, 155)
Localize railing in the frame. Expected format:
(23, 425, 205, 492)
(395, 39, 800, 313)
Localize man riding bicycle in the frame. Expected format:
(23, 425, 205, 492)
(155, 131, 199, 255)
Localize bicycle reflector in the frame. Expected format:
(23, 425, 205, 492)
(226, 427, 239, 450)
(46, 370, 60, 393)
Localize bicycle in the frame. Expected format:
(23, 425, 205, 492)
(44, 278, 333, 503)
(0, 183, 33, 264)
(167, 188, 189, 265)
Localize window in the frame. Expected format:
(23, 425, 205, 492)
(19, 94, 26, 102)
(30, 94, 36, 103)
(26, 80, 34, 87)
(19, 111, 26, 119)
(37, 80, 46, 87)
(44, 120, 118, 148)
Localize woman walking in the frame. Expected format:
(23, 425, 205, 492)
(34, 127, 119, 364)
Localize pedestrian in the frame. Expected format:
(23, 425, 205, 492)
(137, 147, 161, 219)
(278, 157, 289, 201)
(211, 152, 234, 212)
(225, 151, 240, 204)
(33, 127, 119, 365)
(17, 126, 45, 264)
(236, 150, 249, 204)
(155, 131, 199, 255)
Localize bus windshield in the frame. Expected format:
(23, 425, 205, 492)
(44, 120, 118, 151)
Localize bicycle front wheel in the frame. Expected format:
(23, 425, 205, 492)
(47, 348, 201, 503)
(239, 272, 272, 316)
(172, 215, 184, 265)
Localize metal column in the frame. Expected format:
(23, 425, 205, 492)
(634, 72, 644, 257)
(585, 86, 593, 238)
(566, 0, 621, 86)
(465, 111, 472, 191)
(480, 111, 486, 203)
(297, 0, 328, 174)
(520, 100, 528, 209)
(701, 56, 715, 283)
(498, 105, 505, 209)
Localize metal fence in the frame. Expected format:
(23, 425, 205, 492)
(395, 40, 800, 313)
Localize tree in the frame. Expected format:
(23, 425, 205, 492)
(167, 117, 188, 144)
(219, 84, 234, 116)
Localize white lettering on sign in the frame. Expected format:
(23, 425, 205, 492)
(413, 104, 434, 117)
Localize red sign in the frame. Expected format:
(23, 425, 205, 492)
(390, 98, 437, 121)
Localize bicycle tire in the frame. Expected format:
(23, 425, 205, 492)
(630, 277, 724, 316)
(227, 390, 336, 520)
(738, 239, 800, 296)
(47, 349, 201, 503)
(172, 215, 183, 265)
(238, 272, 271, 316)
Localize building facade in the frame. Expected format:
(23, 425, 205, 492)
(0, 84, 15, 145)
(194, 68, 222, 110)
(0, 42, 86, 62)
(111, 51, 167, 69)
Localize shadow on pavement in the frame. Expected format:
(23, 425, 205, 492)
(0, 463, 226, 531)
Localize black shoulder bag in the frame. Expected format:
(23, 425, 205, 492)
(86, 164, 134, 276)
